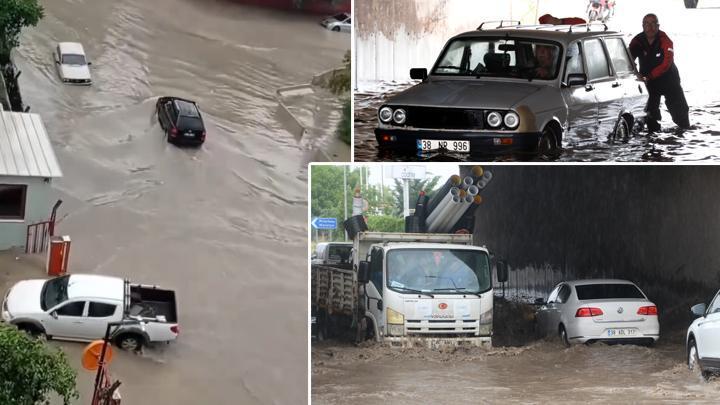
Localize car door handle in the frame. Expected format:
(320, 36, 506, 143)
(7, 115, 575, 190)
(612, 82, 621, 88)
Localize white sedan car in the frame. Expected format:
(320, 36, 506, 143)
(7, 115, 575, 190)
(320, 13, 351, 33)
(687, 289, 720, 380)
(54, 42, 92, 85)
(535, 279, 660, 346)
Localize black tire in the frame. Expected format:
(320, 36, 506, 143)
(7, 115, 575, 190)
(688, 339, 711, 381)
(538, 125, 561, 158)
(559, 325, 571, 347)
(611, 116, 630, 143)
(115, 333, 144, 351)
(684, 0, 699, 9)
(332, 26, 341, 32)
(16, 323, 45, 338)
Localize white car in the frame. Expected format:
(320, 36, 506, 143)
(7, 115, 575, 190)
(535, 279, 660, 346)
(1, 274, 178, 350)
(687, 289, 720, 380)
(320, 13, 351, 33)
(54, 42, 92, 85)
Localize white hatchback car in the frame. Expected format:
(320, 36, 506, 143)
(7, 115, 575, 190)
(320, 13, 351, 33)
(535, 279, 660, 346)
(687, 289, 720, 380)
(54, 42, 92, 85)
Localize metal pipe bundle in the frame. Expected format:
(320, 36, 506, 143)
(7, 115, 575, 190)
(429, 195, 462, 232)
(426, 175, 461, 215)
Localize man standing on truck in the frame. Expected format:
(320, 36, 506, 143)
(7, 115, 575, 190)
(629, 13, 690, 132)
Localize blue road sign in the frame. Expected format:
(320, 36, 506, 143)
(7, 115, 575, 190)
(311, 217, 337, 230)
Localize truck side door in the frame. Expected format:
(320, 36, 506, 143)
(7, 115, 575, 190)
(81, 301, 121, 339)
(45, 300, 87, 339)
(366, 247, 385, 334)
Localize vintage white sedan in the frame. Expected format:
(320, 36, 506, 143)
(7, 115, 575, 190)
(54, 42, 92, 85)
(535, 279, 660, 346)
(687, 289, 720, 380)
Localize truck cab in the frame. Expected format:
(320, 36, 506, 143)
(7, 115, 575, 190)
(355, 232, 505, 347)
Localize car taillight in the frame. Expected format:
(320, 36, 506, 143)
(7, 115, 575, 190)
(637, 306, 657, 315)
(170, 325, 179, 334)
(170, 127, 178, 137)
(201, 131, 206, 139)
(575, 307, 603, 317)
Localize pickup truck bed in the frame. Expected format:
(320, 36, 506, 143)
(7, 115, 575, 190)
(128, 285, 177, 323)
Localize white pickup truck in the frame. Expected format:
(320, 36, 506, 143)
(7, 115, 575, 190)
(1, 274, 179, 351)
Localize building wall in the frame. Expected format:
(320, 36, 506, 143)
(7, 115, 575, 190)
(354, 0, 586, 90)
(0, 176, 56, 250)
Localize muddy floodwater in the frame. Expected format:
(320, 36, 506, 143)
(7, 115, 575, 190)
(10, 0, 347, 403)
(312, 336, 720, 404)
(354, 3, 720, 162)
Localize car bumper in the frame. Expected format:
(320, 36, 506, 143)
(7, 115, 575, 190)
(169, 136, 204, 146)
(62, 79, 92, 85)
(374, 128, 541, 154)
(567, 319, 660, 344)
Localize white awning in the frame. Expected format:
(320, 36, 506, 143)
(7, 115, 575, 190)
(0, 111, 62, 178)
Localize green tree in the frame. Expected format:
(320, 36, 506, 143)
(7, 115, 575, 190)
(367, 215, 404, 232)
(0, 324, 78, 405)
(0, 0, 44, 64)
(392, 176, 442, 216)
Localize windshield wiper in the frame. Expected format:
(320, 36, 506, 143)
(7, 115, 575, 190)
(433, 287, 482, 297)
(394, 287, 434, 298)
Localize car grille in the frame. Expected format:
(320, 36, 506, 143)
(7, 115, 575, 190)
(67, 78, 90, 84)
(405, 319, 479, 334)
(403, 107, 485, 130)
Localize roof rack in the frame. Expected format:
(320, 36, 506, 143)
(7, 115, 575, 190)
(477, 20, 521, 30)
(567, 22, 609, 32)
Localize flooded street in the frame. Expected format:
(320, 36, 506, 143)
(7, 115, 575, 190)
(313, 338, 720, 404)
(10, 0, 348, 403)
(354, 2, 720, 162)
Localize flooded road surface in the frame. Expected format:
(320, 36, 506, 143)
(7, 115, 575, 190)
(354, 4, 720, 162)
(13, 0, 348, 403)
(312, 338, 720, 404)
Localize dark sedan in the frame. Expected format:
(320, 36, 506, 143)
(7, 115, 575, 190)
(156, 96, 206, 145)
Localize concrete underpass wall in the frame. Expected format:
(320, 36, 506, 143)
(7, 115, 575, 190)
(466, 166, 720, 329)
(354, 0, 586, 90)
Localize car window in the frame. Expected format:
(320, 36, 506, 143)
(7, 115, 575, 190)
(708, 292, 720, 314)
(557, 285, 572, 303)
(56, 301, 85, 317)
(61, 54, 86, 65)
(564, 41, 585, 79)
(547, 285, 561, 303)
(89, 302, 117, 318)
(177, 116, 204, 131)
(604, 37, 634, 74)
(575, 283, 646, 300)
(583, 39, 611, 81)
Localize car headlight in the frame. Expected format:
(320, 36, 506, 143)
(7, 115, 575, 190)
(392, 108, 407, 125)
(379, 107, 393, 123)
(387, 307, 404, 325)
(487, 111, 503, 128)
(504, 111, 520, 129)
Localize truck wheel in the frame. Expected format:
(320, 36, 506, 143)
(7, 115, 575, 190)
(116, 333, 144, 351)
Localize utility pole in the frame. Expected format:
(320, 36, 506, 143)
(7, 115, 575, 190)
(403, 178, 410, 218)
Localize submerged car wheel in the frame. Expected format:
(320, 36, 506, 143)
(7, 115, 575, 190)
(559, 325, 571, 347)
(538, 125, 561, 158)
(332, 26, 341, 32)
(116, 333, 143, 351)
(688, 340, 710, 380)
(611, 116, 630, 143)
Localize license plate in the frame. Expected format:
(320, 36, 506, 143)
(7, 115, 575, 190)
(184, 132, 195, 137)
(606, 328, 637, 337)
(418, 139, 470, 152)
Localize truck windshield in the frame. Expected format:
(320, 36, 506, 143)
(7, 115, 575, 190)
(40, 275, 70, 311)
(432, 38, 561, 80)
(386, 249, 491, 294)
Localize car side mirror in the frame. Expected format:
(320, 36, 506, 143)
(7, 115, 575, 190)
(565, 73, 587, 87)
(358, 261, 370, 284)
(410, 68, 428, 81)
(87, 62, 92, 66)
(534, 298, 547, 306)
(496, 260, 508, 283)
(51, 311, 58, 319)
(691, 303, 707, 317)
